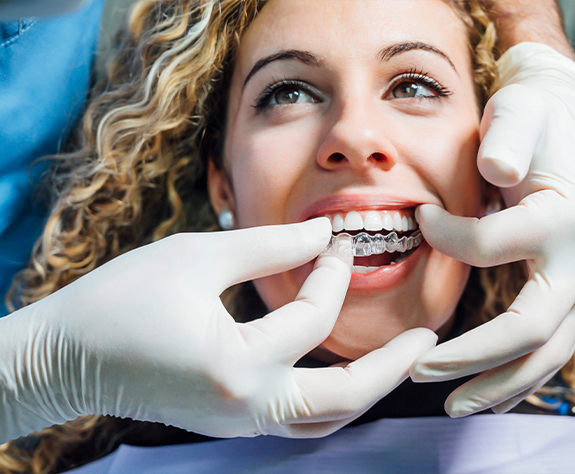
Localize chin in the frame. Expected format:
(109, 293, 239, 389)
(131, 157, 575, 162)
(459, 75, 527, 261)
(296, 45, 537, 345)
(318, 305, 427, 361)
(254, 245, 470, 362)
(320, 253, 470, 361)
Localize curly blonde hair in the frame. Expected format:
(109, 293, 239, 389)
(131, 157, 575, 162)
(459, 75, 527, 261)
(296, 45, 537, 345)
(0, 0, 554, 472)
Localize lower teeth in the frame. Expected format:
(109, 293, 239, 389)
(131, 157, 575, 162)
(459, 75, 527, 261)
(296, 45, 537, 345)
(351, 249, 413, 273)
(352, 263, 397, 273)
(352, 265, 381, 274)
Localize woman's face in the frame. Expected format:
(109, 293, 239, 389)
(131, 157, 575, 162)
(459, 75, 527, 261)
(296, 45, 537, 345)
(210, 0, 483, 360)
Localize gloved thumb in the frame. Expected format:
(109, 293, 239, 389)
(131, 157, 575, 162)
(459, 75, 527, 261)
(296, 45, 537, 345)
(210, 218, 333, 292)
(478, 84, 545, 187)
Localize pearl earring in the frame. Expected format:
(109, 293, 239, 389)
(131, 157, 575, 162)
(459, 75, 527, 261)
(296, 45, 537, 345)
(218, 209, 235, 230)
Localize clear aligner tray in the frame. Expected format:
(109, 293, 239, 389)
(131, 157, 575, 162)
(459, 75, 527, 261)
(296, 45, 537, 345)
(322, 230, 423, 257)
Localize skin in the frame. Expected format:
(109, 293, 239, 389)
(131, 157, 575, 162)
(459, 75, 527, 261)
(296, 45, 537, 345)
(209, 0, 485, 360)
(485, 0, 575, 59)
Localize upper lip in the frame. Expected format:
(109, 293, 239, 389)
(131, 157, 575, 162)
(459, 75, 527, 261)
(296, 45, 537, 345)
(300, 193, 421, 221)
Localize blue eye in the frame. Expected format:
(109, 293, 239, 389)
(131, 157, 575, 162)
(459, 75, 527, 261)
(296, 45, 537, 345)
(392, 81, 437, 99)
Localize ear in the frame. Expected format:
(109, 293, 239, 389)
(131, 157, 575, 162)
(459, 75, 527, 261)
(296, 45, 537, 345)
(207, 160, 235, 216)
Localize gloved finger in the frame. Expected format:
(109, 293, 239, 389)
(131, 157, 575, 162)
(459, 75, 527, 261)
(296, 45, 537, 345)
(276, 387, 379, 438)
(411, 275, 575, 382)
(242, 251, 353, 364)
(478, 84, 545, 187)
(443, 310, 575, 417)
(206, 218, 332, 293)
(284, 328, 437, 424)
(278, 416, 362, 439)
(415, 202, 546, 266)
(490, 375, 553, 415)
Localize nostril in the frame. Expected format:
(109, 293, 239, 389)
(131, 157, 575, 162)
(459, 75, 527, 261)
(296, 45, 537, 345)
(370, 152, 386, 162)
(329, 152, 346, 163)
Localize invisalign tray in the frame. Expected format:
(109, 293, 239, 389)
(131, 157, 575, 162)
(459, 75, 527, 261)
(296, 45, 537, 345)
(322, 230, 423, 257)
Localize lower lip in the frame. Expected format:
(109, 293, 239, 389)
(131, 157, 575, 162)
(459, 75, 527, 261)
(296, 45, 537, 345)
(349, 241, 429, 292)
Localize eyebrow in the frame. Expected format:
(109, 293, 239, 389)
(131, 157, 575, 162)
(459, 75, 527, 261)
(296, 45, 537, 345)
(378, 41, 458, 74)
(243, 41, 457, 89)
(243, 49, 319, 88)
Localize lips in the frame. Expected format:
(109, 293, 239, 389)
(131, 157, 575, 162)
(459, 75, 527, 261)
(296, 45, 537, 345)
(300, 193, 421, 223)
(301, 194, 424, 275)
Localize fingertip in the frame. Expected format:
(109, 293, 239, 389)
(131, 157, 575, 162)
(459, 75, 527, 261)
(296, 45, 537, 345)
(384, 329, 438, 369)
(319, 231, 353, 267)
(491, 397, 518, 415)
(315, 250, 353, 274)
(444, 396, 474, 418)
(386, 327, 437, 347)
(307, 246, 353, 293)
(406, 327, 439, 349)
(415, 204, 446, 228)
(302, 217, 333, 245)
(409, 361, 428, 382)
(409, 356, 441, 383)
(477, 155, 524, 187)
(446, 409, 466, 419)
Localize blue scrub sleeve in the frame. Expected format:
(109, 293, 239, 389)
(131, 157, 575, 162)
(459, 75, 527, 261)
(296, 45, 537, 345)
(0, 0, 105, 316)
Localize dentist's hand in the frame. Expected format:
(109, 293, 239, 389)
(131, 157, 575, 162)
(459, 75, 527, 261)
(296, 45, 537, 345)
(411, 43, 575, 416)
(0, 218, 436, 443)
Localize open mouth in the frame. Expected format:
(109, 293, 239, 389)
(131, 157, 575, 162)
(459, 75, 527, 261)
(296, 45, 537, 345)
(322, 209, 423, 273)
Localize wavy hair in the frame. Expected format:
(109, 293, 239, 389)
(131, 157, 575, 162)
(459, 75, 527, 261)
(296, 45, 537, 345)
(0, 0, 548, 472)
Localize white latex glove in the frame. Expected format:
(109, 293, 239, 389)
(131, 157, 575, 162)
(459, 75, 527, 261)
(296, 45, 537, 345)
(0, 218, 436, 444)
(410, 43, 575, 416)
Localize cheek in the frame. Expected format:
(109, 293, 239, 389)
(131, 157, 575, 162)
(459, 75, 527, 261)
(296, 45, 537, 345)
(422, 254, 471, 334)
(226, 124, 318, 227)
(439, 127, 482, 214)
(402, 116, 482, 214)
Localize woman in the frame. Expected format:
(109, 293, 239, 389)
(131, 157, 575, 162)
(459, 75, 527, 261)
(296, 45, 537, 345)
(0, 0, 572, 472)
(207, 0, 497, 364)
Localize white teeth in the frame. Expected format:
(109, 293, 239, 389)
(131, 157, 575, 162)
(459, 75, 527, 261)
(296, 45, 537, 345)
(392, 212, 403, 232)
(382, 213, 394, 231)
(327, 210, 418, 234)
(401, 215, 408, 232)
(332, 214, 344, 232)
(343, 211, 363, 231)
(363, 211, 383, 231)
(352, 265, 382, 274)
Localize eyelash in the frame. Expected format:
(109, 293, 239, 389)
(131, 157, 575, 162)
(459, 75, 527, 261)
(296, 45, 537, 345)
(252, 69, 452, 109)
(252, 78, 313, 109)
(389, 68, 453, 99)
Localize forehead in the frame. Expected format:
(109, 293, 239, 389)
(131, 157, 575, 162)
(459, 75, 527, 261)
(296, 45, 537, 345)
(236, 0, 470, 77)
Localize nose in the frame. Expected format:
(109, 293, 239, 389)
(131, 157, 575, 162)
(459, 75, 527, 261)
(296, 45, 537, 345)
(316, 96, 398, 172)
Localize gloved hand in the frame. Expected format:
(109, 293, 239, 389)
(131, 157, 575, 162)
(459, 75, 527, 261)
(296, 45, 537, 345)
(0, 218, 437, 443)
(410, 43, 575, 416)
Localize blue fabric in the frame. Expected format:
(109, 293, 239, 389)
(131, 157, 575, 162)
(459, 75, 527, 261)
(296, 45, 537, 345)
(0, 0, 104, 316)
(66, 414, 575, 474)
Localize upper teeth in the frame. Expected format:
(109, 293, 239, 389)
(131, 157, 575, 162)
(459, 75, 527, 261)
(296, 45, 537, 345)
(326, 210, 416, 233)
